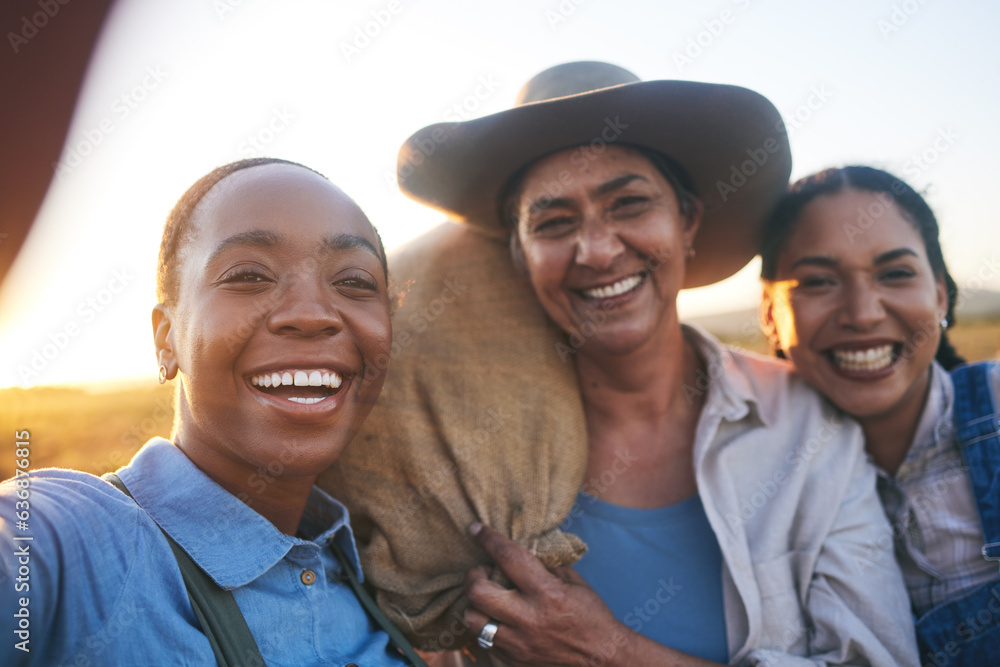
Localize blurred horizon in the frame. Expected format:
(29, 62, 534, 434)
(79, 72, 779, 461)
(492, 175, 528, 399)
(2, 0, 999, 388)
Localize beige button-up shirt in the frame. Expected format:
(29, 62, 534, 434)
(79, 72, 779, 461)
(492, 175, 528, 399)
(440, 326, 919, 666)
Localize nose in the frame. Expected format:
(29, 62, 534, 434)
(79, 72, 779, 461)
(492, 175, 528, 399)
(574, 217, 624, 271)
(837, 277, 885, 331)
(266, 275, 344, 336)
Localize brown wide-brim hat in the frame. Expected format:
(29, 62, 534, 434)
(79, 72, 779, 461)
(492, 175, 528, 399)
(397, 62, 792, 288)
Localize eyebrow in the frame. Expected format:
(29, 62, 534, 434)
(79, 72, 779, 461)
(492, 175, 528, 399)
(594, 174, 649, 196)
(323, 233, 381, 262)
(524, 174, 650, 216)
(789, 247, 920, 271)
(205, 230, 283, 266)
(205, 230, 382, 266)
(874, 247, 919, 264)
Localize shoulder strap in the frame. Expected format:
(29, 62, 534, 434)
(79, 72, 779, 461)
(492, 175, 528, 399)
(950, 362, 1000, 561)
(104, 473, 266, 667)
(329, 540, 428, 667)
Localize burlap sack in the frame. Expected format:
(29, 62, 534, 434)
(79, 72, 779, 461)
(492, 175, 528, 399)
(318, 221, 588, 649)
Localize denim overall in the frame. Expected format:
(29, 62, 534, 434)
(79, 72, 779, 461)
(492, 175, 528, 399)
(915, 362, 1000, 666)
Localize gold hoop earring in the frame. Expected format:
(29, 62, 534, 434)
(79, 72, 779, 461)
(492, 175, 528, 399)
(158, 365, 168, 384)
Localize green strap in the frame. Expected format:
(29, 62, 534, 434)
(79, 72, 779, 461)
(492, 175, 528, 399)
(104, 474, 266, 667)
(329, 540, 428, 667)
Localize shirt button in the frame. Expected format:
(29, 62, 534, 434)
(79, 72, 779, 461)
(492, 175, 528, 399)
(300, 569, 316, 585)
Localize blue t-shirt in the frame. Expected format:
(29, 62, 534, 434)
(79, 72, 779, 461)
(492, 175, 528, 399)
(569, 491, 728, 662)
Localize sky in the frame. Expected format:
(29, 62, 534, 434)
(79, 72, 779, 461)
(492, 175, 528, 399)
(1, 0, 998, 388)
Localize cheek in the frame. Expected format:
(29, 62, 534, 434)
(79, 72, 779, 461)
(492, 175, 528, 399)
(522, 243, 570, 292)
(354, 304, 392, 355)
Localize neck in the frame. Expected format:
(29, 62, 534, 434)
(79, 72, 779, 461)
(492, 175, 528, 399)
(859, 366, 934, 476)
(576, 323, 703, 447)
(174, 437, 315, 536)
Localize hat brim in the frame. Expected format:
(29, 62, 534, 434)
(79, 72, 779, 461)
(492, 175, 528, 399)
(397, 79, 791, 288)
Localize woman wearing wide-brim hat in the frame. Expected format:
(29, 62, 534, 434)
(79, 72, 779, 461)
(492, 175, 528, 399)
(337, 63, 919, 666)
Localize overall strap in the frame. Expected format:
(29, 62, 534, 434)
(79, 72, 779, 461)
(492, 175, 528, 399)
(104, 473, 266, 667)
(951, 362, 1000, 561)
(329, 540, 428, 667)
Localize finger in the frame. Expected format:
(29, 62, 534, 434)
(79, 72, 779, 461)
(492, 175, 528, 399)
(464, 563, 491, 590)
(468, 523, 554, 596)
(462, 606, 493, 639)
(465, 564, 531, 627)
(552, 565, 588, 586)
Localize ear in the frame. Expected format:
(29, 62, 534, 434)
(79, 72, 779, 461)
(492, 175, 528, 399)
(759, 284, 779, 348)
(935, 275, 949, 322)
(683, 197, 705, 245)
(152, 304, 179, 381)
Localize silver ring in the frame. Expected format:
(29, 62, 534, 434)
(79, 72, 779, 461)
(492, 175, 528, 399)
(476, 621, 499, 649)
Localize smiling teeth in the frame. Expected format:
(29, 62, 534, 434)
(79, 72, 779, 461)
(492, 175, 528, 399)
(831, 345, 894, 372)
(250, 369, 343, 389)
(583, 274, 643, 300)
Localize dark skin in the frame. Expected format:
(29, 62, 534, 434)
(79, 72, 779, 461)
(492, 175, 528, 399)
(154, 164, 391, 534)
(463, 524, 718, 667)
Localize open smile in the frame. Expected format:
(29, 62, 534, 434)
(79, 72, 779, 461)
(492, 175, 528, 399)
(578, 272, 647, 301)
(825, 343, 902, 375)
(249, 368, 344, 405)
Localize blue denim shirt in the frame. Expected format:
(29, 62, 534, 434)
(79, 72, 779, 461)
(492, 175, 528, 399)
(0, 438, 408, 666)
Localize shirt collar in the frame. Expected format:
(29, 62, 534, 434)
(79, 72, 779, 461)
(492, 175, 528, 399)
(682, 323, 769, 426)
(115, 438, 363, 589)
(895, 361, 953, 479)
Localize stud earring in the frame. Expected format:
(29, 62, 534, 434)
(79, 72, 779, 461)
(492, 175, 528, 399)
(158, 365, 168, 384)
(940, 317, 949, 330)
(685, 246, 696, 259)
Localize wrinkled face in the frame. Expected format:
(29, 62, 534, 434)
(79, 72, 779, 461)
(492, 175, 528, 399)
(155, 163, 391, 487)
(761, 188, 947, 422)
(514, 145, 701, 357)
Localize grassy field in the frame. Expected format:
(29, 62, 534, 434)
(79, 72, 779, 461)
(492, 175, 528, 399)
(1, 320, 998, 481)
